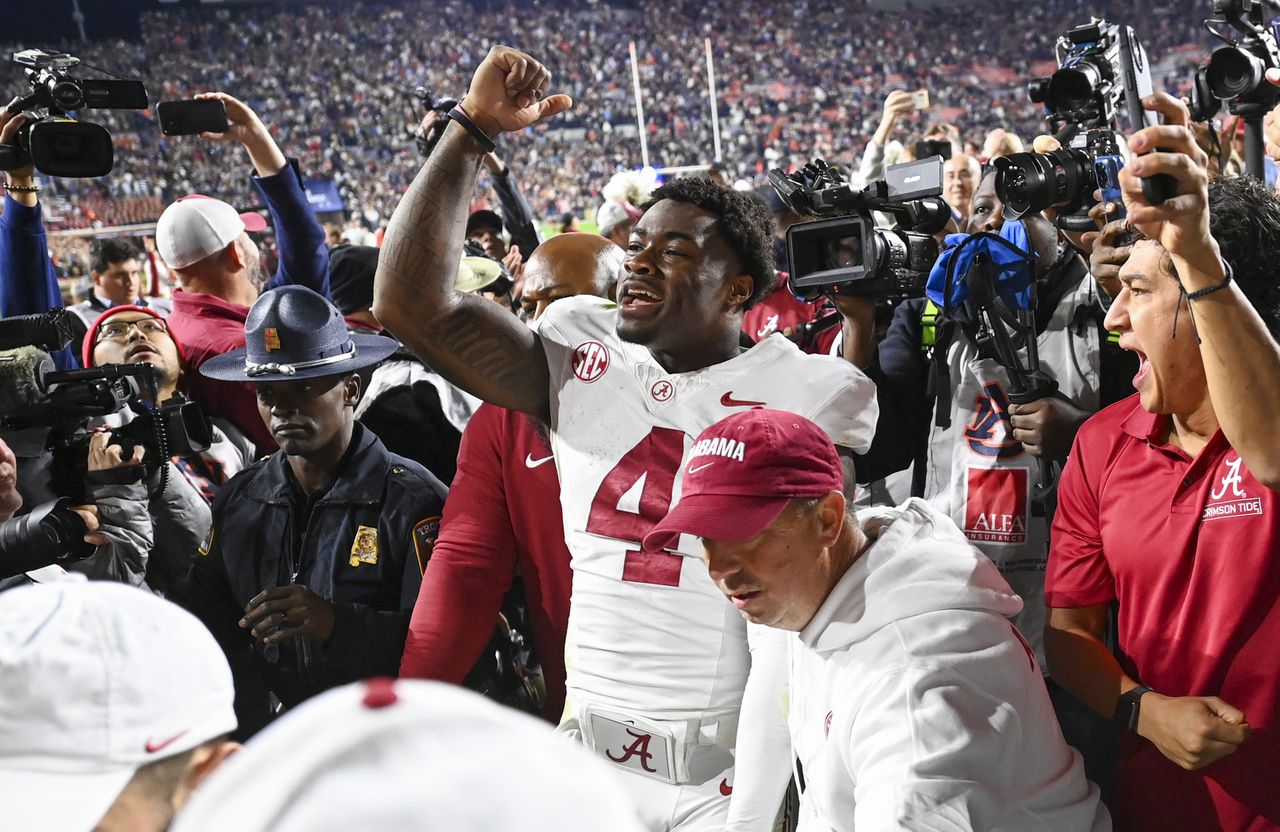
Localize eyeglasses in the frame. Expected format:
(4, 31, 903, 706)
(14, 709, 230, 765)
(96, 318, 169, 342)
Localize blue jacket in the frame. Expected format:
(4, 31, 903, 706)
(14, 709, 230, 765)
(181, 423, 446, 736)
(0, 194, 77, 369)
(0, 158, 329, 370)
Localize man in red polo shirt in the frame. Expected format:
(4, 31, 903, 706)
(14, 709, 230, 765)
(1044, 101, 1280, 832)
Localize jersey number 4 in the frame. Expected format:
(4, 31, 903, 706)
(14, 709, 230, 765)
(586, 427, 686, 587)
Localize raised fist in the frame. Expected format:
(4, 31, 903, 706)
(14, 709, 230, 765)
(459, 46, 573, 138)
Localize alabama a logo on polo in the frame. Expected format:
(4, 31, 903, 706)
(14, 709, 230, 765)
(1203, 455, 1264, 521)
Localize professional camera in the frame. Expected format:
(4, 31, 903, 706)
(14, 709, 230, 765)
(995, 19, 1175, 230)
(1204, 0, 1280, 178)
(768, 157, 949, 302)
(0, 312, 212, 501)
(0, 48, 148, 178)
(0, 498, 95, 581)
(412, 87, 460, 158)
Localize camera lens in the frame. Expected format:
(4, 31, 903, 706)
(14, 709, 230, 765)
(1207, 46, 1266, 100)
(1048, 63, 1103, 113)
(48, 79, 85, 111)
(824, 235, 863, 270)
(994, 149, 1091, 220)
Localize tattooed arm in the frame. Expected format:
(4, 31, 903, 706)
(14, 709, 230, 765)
(374, 47, 572, 421)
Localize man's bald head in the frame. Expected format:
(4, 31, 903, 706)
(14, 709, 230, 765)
(521, 233, 625, 320)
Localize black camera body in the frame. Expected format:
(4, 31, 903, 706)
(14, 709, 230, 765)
(0, 49, 148, 178)
(769, 157, 949, 302)
(0, 497, 96, 580)
(1028, 20, 1154, 138)
(997, 19, 1175, 230)
(1205, 0, 1280, 113)
(0, 311, 212, 502)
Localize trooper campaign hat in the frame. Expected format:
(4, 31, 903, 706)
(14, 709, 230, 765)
(199, 285, 397, 382)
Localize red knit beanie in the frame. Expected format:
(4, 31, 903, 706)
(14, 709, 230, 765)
(82, 305, 186, 368)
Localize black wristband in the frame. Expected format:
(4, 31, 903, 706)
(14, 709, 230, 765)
(447, 106, 497, 153)
(1184, 260, 1233, 301)
(1114, 684, 1155, 735)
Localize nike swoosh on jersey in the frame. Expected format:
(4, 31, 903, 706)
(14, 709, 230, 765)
(688, 462, 716, 475)
(525, 453, 555, 469)
(720, 392, 767, 408)
(145, 729, 189, 754)
(719, 778, 733, 796)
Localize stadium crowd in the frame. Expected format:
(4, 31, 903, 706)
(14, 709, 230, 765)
(2, 0, 1208, 237)
(1, 2, 1279, 831)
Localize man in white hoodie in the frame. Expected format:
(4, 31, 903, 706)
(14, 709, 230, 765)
(643, 409, 1110, 832)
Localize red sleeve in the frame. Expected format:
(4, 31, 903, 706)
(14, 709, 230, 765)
(400, 404, 518, 681)
(1045, 429, 1117, 609)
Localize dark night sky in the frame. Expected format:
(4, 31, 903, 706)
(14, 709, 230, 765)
(6, 1, 293, 43)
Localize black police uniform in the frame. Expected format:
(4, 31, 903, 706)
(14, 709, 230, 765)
(181, 422, 446, 737)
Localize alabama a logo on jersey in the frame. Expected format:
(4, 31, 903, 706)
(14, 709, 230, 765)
(1203, 455, 1264, 521)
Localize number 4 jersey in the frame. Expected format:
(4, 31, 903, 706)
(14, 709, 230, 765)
(534, 296, 879, 722)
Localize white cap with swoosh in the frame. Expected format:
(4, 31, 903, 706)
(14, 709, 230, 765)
(0, 580, 237, 831)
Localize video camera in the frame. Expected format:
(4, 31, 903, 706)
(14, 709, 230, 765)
(0, 49, 148, 178)
(1203, 0, 1280, 179)
(995, 19, 1175, 231)
(0, 312, 212, 501)
(768, 157, 949, 302)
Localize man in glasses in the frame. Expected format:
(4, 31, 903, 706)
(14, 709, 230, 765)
(69, 305, 257, 594)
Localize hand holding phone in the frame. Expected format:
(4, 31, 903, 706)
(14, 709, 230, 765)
(157, 99, 229, 136)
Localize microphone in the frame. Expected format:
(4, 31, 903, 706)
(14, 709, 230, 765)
(0, 347, 54, 423)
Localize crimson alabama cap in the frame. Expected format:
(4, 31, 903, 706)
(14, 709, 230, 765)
(643, 408, 843, 553)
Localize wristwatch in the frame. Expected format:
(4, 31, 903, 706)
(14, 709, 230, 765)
(1113, 685, 1155, 734)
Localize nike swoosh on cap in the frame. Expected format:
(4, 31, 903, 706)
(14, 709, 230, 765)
(720, 392, 766, 408)
(145, 729, 189, 754)
(687, 462, 715, 475)
(525, 453, 555, 469)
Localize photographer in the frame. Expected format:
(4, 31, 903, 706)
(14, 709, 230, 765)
(847, 162, 1128, 670)
(1045, 98, 1280, 832)
(83, 306, 257, 500)
(853, 90, 918, 190)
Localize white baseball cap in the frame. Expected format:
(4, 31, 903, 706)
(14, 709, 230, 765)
(156, 194, 267, 270)
(173, 679, 646, 832)
(595, 199, 642, 236)
(0, 580, 237, 832)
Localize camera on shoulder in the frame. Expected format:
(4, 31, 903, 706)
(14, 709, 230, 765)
(768, 156, 950, 304)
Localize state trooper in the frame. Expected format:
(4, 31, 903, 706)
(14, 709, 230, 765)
(178, 285, 447, 737)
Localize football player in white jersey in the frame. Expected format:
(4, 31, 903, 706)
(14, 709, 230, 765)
(374, 46, 878, 832)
